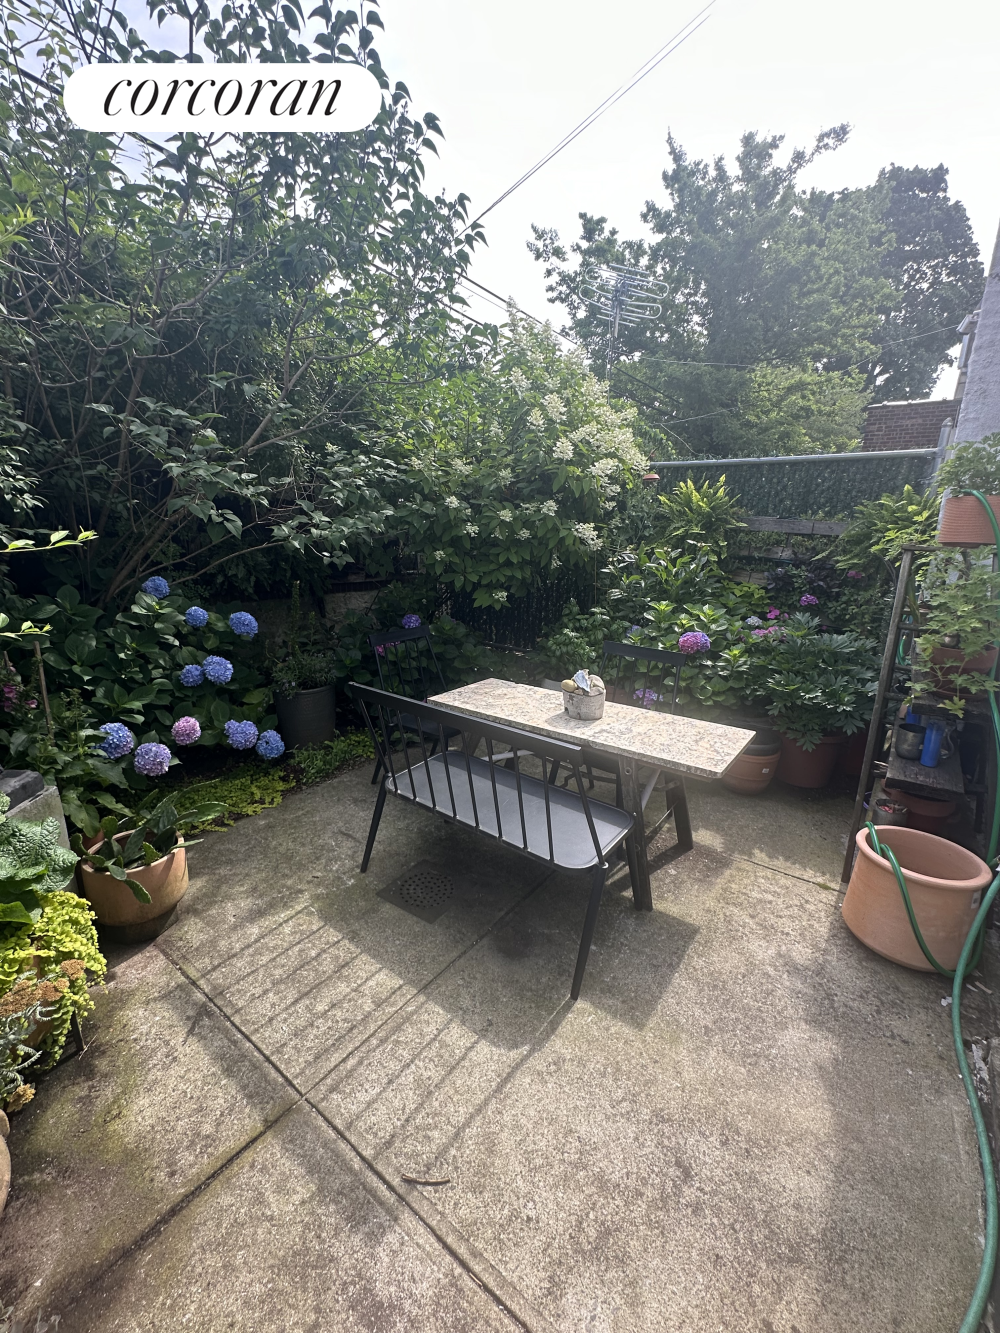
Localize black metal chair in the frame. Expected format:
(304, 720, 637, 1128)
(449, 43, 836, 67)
(551, 641, 692, 855)
(367, 624, 460, 783)
(353, 684, 638, 1001)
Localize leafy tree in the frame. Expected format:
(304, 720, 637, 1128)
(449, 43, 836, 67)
(0, 0, 488, 603)
(530, 129, 981, 457)
(859, 165, 984, 401)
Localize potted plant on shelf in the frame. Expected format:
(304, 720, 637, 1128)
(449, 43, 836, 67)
(907, 550, 1000, 717)
(936, 435, 1000, 547)
(747, 617, 880, 788)
(72, 791, 226, 942)
(269, 584, 338, 749)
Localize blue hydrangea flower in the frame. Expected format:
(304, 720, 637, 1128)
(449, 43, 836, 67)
(744, 616, 762, 627)
(134, 742, 171, 777)
(185, 606, 209, 628)
(225, 719, 258, 750)
(97, 722, 135, 760)
(179, 664, 205, 687)
(255, 729, 285, 760)
(140, 576, 170, 599)
(202, 655, 233, 684)
(228, 611, 258, 639)
(401, 613, 421, 629)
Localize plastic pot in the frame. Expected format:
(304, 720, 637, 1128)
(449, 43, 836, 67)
(78, 835, 187, 942)
(275, 684, 336, 751)
(842, 825, 992, 970)
(721, 742, 781, 795)
(776, 734, 845, 788)
(938, 493, 1000, 547)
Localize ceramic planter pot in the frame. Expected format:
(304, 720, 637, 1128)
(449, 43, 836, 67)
(891, 789, 957, 836)
(776, 733, 845, 789)
(938, 493, 1000, 547)
(837, 729, 869, 777)
(925, 644, 999, 696)
(563, 688, 605, 720)
(276, 684, 336, 751)
(842, 825, 992, 971)
(78, 835, 187, 943)
(721, 741, 781, 795)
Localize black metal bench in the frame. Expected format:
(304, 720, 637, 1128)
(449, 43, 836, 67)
(353, 684, 638, 1001)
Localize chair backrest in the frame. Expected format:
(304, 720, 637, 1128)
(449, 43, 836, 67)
(351, 684, 607, 868)
(600, 640, 685, 714)
(368, 624, 446, 701)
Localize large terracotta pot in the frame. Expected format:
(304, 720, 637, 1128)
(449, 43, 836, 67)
(776, 734, 845, 789)
(938, 493, 1000, 547)
(842, 825, 992, 971)
(276, 684, 336, 751)
(78, 835, 187, 942)
(721, 742, 782, 795)
(838, 730, 869, 778)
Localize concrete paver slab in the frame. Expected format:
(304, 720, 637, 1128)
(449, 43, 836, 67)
(0, 945, 296, 1315)
(158, 778, 550, 1088)
(55, 1103, 521, 1333)
(684, 775, 855, 885)
(312, 843, 981, 1333)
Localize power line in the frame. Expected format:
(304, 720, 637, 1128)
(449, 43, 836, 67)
(467, 2, 715, 228)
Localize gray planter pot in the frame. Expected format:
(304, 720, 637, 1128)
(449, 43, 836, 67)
(275, 685, 337, 751)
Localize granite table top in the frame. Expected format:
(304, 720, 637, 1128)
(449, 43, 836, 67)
(429, 679, 755, 781)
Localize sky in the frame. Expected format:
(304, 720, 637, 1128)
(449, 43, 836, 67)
(373, 0, 1000, 395)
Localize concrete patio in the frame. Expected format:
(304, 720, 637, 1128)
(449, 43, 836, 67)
(0, 763, 992, 1332)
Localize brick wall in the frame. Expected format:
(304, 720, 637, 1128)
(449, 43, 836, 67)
(861, 399, 959, 452)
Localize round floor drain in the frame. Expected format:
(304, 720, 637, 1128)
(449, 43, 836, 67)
(396, 869, 454, 912)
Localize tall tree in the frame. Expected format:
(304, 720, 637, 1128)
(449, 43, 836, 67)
(859, 164, 983, 401)
(530, 131, 982, 456)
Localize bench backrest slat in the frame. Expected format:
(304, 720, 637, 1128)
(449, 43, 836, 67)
(352, 683, 609, 867)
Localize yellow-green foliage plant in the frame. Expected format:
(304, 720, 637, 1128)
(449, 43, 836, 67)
(0, 794, 106, 1109)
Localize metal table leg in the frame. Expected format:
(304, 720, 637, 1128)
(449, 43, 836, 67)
(620, 758, 653, 910)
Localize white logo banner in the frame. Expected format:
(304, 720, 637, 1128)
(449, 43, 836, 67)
(63, 63, 383, 133)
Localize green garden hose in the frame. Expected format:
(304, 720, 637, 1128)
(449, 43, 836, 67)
(867, 485, 1000, 1330)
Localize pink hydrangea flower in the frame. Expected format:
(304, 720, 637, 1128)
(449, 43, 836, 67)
(766, 606, 781, 620)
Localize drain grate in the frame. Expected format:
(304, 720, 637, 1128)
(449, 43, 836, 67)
(378, 861, 456, 923)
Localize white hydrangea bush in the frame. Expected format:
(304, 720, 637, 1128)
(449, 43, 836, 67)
(400, 311, 642, 608)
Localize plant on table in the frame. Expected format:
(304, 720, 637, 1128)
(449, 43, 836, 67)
(909, 548, 1000, 717)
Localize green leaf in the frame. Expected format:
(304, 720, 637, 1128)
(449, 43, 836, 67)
(125, 877, 153, 905)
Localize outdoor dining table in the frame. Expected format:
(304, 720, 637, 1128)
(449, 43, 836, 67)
(429, 678, 755, 911)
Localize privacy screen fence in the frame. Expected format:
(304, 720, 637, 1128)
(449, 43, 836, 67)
(651, 448, 937, 518)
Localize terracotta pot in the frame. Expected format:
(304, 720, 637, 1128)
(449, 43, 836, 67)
(842, 825, 992, 970)
(923, 644, 999, 701)
(890, 789, 957, 836)
(838, 730, 869, 778)
(721, 744, 781, 794)
(938, 493, 1000, 547)
(275, 684, 336, 751)
(776, 734, 845, 788)
(78, 835, 187, 942)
